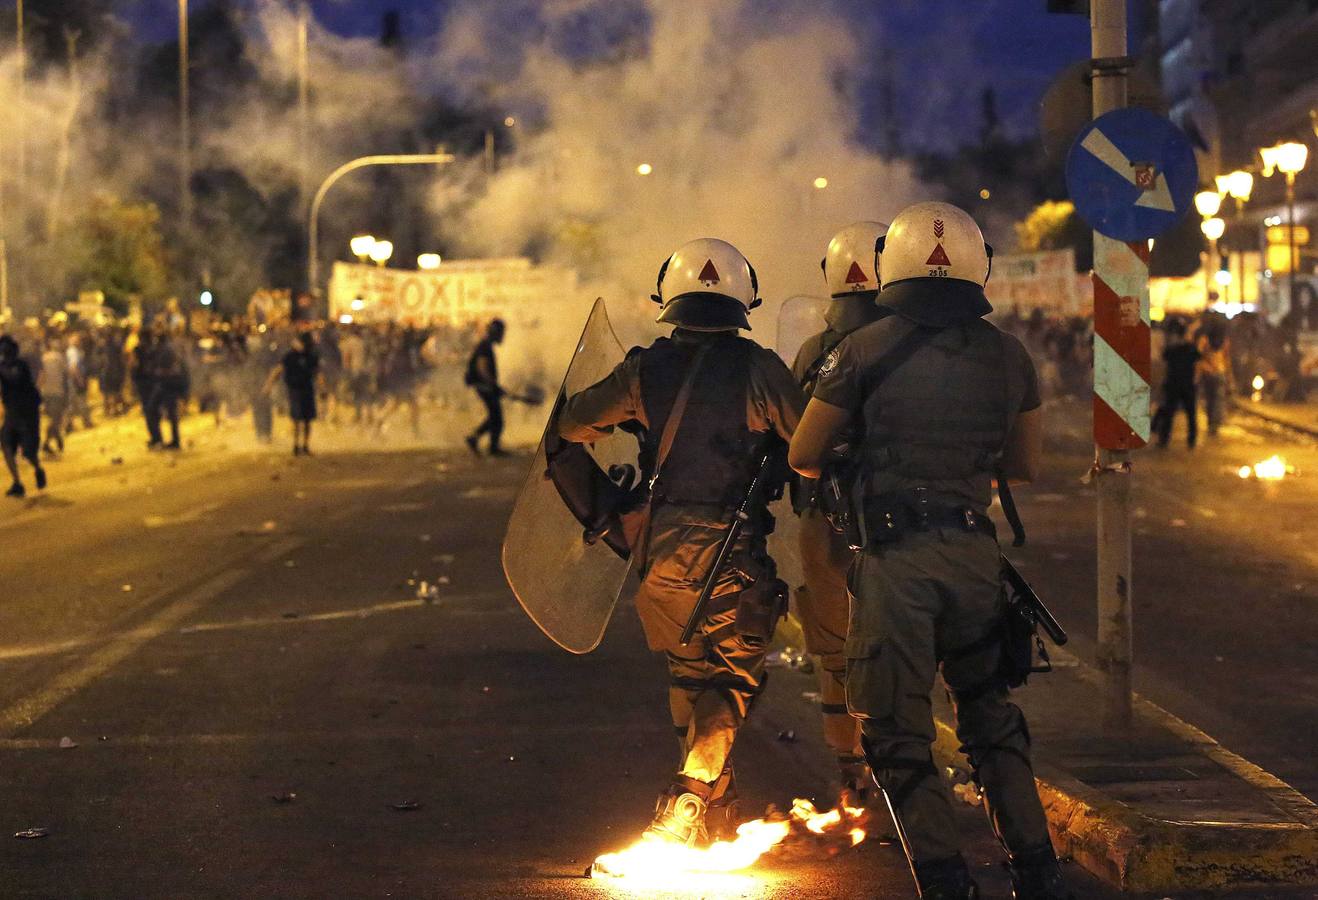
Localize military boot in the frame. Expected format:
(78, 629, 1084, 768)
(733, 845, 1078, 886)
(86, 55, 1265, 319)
(705, 768, 741, 842)
(1007, 844, 1073, 900)
(839, 754, 874, 807)
(645, 775, 713, 847)
(913, 854, 979, 900)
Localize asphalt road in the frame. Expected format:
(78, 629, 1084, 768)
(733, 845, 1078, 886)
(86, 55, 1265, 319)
(0, 399, 1311, 898)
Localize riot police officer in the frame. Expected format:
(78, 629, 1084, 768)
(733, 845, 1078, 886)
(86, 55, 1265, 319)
(788, 202, 1068, 899)
(790, 221, 890, 803)
(558, 238, 805, 846)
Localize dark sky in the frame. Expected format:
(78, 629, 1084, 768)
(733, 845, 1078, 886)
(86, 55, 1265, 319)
(126, 0, 1146, 147)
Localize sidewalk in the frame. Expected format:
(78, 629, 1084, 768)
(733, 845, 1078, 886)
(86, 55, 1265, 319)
(931, 652, 1318, 893)
(1232, 397, 1318, 438)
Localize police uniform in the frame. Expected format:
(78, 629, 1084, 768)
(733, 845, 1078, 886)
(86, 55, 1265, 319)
(557, 238, 805, 846)
(803, 203, 1068, 899)
(791, 293, 888, 786)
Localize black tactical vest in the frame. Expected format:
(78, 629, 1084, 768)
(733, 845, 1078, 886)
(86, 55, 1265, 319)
(639, 334, 753, 507)
(860, 318, 1022, 514)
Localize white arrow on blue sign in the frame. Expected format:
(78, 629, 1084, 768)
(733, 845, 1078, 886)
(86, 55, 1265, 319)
(1065, 108, 1198, 242)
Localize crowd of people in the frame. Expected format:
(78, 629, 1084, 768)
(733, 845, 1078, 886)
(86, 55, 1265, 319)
(0, 312, 496, 495)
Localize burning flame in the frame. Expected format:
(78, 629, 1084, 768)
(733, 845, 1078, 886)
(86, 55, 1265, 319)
(1238, 455, 1292, 481)
(590, 798, 868, 883)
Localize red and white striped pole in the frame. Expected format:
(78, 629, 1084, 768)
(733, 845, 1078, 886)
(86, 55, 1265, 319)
(1091, 0, 1143, 735)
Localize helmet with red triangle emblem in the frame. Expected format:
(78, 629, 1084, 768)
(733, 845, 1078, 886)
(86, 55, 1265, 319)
(821, 221, 888, 298)
(653, 238, 761, 331)
(877, 202, 995, 326)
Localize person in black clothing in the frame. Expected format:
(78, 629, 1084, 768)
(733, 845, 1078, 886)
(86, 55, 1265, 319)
(149, 329, 188, 450)
(0, 335, 47, 497)
(1153, 318, 1200, 449)
(464, 319, 507, 457)
(266, 332, 321, 455)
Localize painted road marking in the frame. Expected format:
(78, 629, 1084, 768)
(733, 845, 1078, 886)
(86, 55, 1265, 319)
(0, 538, 299, 734)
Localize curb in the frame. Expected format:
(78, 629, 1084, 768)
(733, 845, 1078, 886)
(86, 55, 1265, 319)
(931, 695, 1318, 893)
(1231, 398, 1318, 439)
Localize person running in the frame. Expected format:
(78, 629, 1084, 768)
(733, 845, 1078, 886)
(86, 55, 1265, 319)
(464, 319, 508, 456)
(39, 339, 69, 457)
(0, 336, 47, 498)
(265, 332, 322, 456)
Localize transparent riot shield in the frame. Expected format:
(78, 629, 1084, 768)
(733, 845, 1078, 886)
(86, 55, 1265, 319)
(774, 294, 828, 367)
(502, 298, 639, 654)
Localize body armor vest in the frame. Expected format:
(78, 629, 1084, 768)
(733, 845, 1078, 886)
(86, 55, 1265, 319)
(860, 318, 1019, 514)
(640, 334, 753, 508)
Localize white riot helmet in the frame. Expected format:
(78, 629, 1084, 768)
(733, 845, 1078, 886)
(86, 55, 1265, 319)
(821, 221, 888, 298)
(877, 201, 994, 324)
(653, 238, 760, 331)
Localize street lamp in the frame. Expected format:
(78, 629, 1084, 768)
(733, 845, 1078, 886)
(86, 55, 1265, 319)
(417, 253, 441, 270)
(350, 234, 376, 264)
(1201, 216, 1226, 305)
(1194, 189, 1222, 218)
(1260, 141, 1309, 319)
(813, 176, 829, 190)
(368, 240, 393, 267)
(636, 162, 653, 176)
(1214, 171, 1254, 304)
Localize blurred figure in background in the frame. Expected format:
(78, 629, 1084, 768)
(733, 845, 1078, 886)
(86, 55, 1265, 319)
(0, 335, 46, 498)
(266, 332, 322, 456)
(1196, 316, 1232, 437)
(1152, 318, 1200, 449)
(464, 318, 508, 457)
(40, 338, 69, 457)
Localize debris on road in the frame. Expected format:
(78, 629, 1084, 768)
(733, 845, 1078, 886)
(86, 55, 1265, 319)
(58, 737, 77, 749)
(14, 828, 49, 839)
(120, 584, 133, 593)
(416, 581, 439, 602)
(389, 800, 421, 811)
(271, 792, 297, 804)
(776, 730, 796, 743)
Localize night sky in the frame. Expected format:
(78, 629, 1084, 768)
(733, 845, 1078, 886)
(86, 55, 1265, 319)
(125, 0, 1145, 147)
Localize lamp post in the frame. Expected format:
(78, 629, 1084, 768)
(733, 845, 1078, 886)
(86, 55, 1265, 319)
(1195, 190, 1224, 306)
(1215, 170, 1254, 305)
(1260, 142, 1310, 319)
(1200, 216, 1226, 306)
(307, 151, 455, 299)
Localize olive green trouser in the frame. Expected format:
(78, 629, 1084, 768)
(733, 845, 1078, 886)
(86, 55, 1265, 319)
(796, 509, 863, 760)
(845, 528, 1050, 863)
(635, 504, 767, 785)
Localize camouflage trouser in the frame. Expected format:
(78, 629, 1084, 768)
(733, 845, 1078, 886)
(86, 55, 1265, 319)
(795, 509, 862, 761)
(635, 504, 767, 785)
(846, 528, 1050, 863)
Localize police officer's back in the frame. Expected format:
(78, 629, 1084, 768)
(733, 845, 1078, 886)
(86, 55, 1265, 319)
(789, 202, 1064, 900)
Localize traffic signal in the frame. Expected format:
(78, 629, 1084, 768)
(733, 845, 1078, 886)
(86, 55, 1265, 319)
(1047, 0, 1089, 13)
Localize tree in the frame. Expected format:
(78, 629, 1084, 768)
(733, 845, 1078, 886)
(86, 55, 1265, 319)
(1014, 199, 1092, 270)
(65, 195, 170, 312)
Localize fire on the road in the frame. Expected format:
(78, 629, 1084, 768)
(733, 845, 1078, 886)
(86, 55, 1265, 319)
(1237, 455, 1294, 481)
(590, 798, 867, 885)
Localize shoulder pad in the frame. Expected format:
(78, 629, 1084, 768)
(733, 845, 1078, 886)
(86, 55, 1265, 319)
(624, 345, 647, 360)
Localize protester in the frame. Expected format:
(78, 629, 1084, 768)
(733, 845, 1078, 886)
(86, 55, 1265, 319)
(265, 332, 322, 456)
(0, 335, 47, 498)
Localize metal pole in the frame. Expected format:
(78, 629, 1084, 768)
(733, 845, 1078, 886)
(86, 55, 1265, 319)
(306, 152, 454, 301)
(16, 0, 25, 183)
(1091, 0, 1134, 735)
(179, 0, 192, 231)
(1287, 174, 1297, 316)
(296, 1, 310, 213)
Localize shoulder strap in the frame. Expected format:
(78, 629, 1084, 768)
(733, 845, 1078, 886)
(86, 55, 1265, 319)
(648, 342, 711, 489)
(799, 328, 846, 392)
(994, 329, 1027, 547)
(866, 318, 940, 393)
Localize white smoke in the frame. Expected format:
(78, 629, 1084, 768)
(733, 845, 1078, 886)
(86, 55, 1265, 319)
(429, 0, 928, 349)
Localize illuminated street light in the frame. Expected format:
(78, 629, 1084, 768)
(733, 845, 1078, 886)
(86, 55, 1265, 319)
(350, 298, 365, 311)
(417, 253, 442, 270)
(1214, 268, 1233, 287)
(636, 162, 653, 176)
(504, 115, 516, 128)
(368, 239, 393, 267)
(1194, 190, 1222, 218)
(979, 188, 991, 200)
(813, 176, 829, 190)
(350, 234, 376, 263)
(199, 290, 213, 307)
(1200, 217, 1226, 241)
(1217, 170, 1254, 203)
(1260, 141, 1310, 317)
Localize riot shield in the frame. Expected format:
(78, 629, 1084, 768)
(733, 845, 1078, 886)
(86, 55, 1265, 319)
(775, 294, 828, 366)
(502, 298, 639, 654)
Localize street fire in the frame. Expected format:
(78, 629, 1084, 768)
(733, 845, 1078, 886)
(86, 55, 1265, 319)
(1237, 455, 1293, 481)
(590, 798, 868, 884)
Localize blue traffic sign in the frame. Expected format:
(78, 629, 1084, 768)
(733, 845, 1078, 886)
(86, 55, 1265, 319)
(1065, 108, 1198, 242)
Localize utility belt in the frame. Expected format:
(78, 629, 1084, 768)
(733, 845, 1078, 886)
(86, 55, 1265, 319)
(857, 488, 996, 550)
